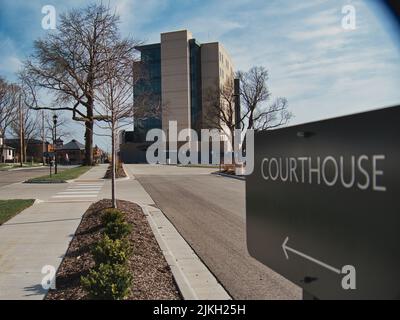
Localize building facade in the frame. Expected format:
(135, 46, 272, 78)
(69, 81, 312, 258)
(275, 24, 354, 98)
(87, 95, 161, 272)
(0, 134, 15, 163)
(57, 139, 85, 165)
(5, 138, 49, 163)
(120, 30, 235, 163)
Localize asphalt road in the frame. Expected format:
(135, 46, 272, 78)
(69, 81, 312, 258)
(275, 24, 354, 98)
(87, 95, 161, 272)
(129, 164, 302, 300)
(0, 166, 68, 189)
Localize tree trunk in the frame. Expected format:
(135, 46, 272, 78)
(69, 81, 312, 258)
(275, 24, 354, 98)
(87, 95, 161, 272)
(24, 142, 27, 164)
(84, 120, 93, 166)
(111, 122, 116, 208)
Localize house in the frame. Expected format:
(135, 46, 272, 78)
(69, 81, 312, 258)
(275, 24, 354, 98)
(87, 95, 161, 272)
(57, 139, 85, 165)
(0, 134, 15, 163)
(5, 138, 51, 163)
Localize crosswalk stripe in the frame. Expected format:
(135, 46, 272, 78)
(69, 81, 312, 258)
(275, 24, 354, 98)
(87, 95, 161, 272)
(58, 191, 99, 194)
(66, 188, 102, 191)
(53, 195, 98, 198)
(67, 187, 101, 190)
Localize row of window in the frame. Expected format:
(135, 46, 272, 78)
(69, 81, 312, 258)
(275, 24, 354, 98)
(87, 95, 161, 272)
(220, 67, 234, 82)
(219, 51, 232, 71)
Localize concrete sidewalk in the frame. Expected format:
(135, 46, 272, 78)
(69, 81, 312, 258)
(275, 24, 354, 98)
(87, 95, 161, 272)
(0, 165, 108, 300)
(123, 165, 231, 300)
(0, 164, 230, 300)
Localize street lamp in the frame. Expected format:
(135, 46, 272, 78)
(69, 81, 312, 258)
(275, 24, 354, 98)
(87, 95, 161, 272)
(53, 114, 58, 174)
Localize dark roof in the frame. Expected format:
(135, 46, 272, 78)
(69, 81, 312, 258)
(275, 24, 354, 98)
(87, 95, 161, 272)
(1, 144, 15, 150)
(135, 43, 161, 51)
(59, 139, 85, 151)
(5, 139, 49, 145)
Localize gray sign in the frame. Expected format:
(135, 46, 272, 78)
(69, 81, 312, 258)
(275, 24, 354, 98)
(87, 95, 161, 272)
(246, 106, 400, 299)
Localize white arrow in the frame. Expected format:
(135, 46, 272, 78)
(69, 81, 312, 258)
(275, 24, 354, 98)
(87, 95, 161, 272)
(282, 237, 341, 274)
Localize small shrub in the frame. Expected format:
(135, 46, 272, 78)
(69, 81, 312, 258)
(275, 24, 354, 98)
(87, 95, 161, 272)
(81, 263, 132, 300)
(101, 208, 132, 240)
(104, 219, 132, 240)
(101, 208, 124, 226)
(92, 235, 131, 265)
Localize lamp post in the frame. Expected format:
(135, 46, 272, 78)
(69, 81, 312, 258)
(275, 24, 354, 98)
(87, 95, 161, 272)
(53, 114, 58, 174)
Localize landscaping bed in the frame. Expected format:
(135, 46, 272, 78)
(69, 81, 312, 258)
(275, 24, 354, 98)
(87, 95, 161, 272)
(25, 166, 91, 183)
(45, 199, 181, 300)
(0, 199, 35, 225)
(104, 163, 127, 179)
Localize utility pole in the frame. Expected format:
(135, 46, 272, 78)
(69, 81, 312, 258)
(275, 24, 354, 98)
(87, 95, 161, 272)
(53, 114, 58, 174)
(42, 110, 46, 165)
(233, 78, 241, 172)
(18, 95, 23, 167)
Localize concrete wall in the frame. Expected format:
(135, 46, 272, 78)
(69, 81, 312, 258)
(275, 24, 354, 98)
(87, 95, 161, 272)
(161, 30, 193, 136)
(201, 43, 219, 128)
(201, 42, 235, 130)
(119, 142, 151, 164)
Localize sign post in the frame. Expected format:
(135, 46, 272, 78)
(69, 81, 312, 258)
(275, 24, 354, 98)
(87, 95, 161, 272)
(246, 106, 400, 299)
(43, 152, 55, 178)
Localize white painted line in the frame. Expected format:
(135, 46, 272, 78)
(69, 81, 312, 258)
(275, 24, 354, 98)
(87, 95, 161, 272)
(45, 200, 95, 203)
(52, 195, 98, 198)
(58, 191, 99, 194)
(67, 187, 101, 189)
(67, 188, 101, 191)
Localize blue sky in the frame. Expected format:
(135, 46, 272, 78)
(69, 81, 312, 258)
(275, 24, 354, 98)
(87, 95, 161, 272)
(1, 0, 400, 152)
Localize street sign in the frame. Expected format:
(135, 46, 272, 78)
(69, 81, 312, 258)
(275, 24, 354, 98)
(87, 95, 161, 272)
(246, 106, 400, 299)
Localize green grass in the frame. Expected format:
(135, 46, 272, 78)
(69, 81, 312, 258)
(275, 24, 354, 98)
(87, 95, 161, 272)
(0, 199, 35, 225)
(25, 166, 92, 183)
(0, 163, 43, 171)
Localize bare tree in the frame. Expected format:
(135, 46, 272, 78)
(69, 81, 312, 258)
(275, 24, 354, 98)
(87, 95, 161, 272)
(0, 77, 16, 162)
(203, 79, 246, 150)
(44, 111, 71, 143)
(23, 4, 132, 166)
(238, 66, 292, 131)
(253, 97, 292, 131)
(94, 41, 137, 208)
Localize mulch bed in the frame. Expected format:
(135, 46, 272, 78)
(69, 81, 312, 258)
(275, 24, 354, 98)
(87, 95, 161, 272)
(45, 199, 181, 300)
(104, 164, 127, 179)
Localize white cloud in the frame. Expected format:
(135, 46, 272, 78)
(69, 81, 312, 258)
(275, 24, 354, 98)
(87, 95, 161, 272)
(0, 56, 22, 74)
(287, 26, 344, 41)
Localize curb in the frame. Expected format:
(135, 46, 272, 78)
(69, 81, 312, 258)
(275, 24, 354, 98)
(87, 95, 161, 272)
(33, 199, 44, 205)
(211, 172, 246, 181)
(24, 180, 66, 184)
(140, 204, 231, 300)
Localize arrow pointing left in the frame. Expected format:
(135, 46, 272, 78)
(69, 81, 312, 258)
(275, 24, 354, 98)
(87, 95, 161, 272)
(282, 237, 341, 274)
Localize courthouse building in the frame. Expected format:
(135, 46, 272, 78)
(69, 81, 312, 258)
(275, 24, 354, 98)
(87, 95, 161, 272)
(119, 30, 235, 163)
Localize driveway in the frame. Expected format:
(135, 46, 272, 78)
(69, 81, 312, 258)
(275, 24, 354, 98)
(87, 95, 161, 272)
(125, 164, 301, 300)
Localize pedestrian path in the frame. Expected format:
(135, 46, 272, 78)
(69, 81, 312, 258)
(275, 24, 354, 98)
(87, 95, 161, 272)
(50, 182, 104, 201)
(0, 165, 108, 300)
